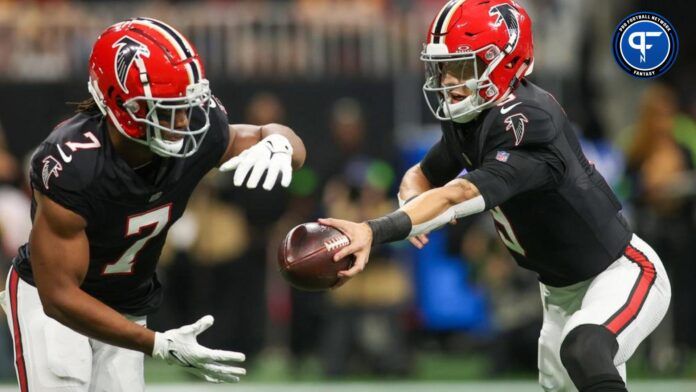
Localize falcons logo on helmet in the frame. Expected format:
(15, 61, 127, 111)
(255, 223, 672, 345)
(504, 113, 528, 146)
(489, 3, 520, 54)
(112, 36, 150, 94)
(41, 155, 63, 190)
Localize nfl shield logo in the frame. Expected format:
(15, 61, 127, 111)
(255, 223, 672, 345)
(496, 151, 510, 162)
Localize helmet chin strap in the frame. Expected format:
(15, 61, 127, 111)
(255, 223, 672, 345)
(444, 96, 484, 123)
(441, 78, 485, 123)
(150, 137, 184, 157)
(437, 51, 504, 124)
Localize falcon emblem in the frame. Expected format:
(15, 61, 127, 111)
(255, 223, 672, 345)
(489, 3, 520, 53)
(42, 155, 63, 190)
(112, 36, 150, 94)
(504, 113, 528, 146)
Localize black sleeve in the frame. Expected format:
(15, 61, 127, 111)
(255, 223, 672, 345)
(462, 100, 564, 209)
(202, 100, 231, 170)
(461, 147, 563, 209)
(420, 137, 465, 187)
(29, 143, 93, 220)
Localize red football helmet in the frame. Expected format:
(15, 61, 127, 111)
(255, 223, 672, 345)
(88, 18, 211, 157)
(421, 0, 534, 123)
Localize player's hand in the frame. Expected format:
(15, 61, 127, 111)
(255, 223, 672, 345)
(152, 315, 246, 383)
(219, 134, 293, 190)
(409, 234, 429, 249)
(318, 218, 373, 287)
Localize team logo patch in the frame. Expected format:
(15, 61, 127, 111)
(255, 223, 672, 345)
(489, 3, 520, 54)
(504, 113, 528, 146)
(113, 36, 150, 93)
(41, 155, 63, 190)
(612, 12, 678, 78)
(496, 151, 510, 163)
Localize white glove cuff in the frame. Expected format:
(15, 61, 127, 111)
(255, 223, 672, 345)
(262, 134, 293, 155)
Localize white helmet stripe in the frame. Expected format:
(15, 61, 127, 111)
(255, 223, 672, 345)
(430, 1, 453, 43)
(132, 18, 200, 84)
(130, 19, 186, 60)
(135, 17, 192, 57)
(431, 0, 468, 44)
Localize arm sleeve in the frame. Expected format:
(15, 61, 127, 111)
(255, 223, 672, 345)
(29, 144, 93, 220)
(419, 137, 465, 187)
(202, 100, 231, 169)
(461, 148, 563, 209)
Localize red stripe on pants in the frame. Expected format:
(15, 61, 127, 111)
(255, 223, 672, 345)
(9, 268, 29, 392)
(604, 244, 657, 335)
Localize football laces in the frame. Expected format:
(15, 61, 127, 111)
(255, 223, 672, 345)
(323, 235, 350, 252)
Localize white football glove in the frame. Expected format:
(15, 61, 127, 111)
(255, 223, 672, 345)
(219, 134, 293, 190)
(152, 315, 246, 383)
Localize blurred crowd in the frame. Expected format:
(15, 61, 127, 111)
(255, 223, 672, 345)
(0, 0, 695, 381)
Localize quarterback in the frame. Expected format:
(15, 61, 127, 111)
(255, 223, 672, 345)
(321, 1, 671, 391)
(0, 18, 305, 391)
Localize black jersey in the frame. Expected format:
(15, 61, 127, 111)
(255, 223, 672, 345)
(13, 102, 230, 316)
(420, 80, 631, 287)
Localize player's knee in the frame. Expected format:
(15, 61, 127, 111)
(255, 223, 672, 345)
(560, 324, 617, 370)
(560, 324, 624, 391)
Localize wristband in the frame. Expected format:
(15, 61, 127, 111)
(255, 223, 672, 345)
(366, 210, 412, 245)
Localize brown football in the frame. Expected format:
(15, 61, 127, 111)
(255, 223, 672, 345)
(278, 222, 355, 291)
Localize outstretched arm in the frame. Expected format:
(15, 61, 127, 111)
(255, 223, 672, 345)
(319, 178, 485, 285)
(401, 178, 482, 236)
(31, 192, 245, 382)
(398, 163, 433, 202)
(31, 192, 155, 353)
(321, 141, 562, 286)
(398, 163, 434, 249)
(400, 136, 465, 248)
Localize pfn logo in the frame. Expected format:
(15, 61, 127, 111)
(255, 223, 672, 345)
(612, 12, 678, 78)
(628, 31, 662, 63)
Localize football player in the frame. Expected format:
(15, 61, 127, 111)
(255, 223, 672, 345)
(0, 18, 305, 391)
(320, 1, 671, 391)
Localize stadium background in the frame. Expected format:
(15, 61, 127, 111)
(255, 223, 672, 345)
(0, 0, 694, 390)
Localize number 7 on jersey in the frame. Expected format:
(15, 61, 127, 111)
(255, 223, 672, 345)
(102, 204, 172, 275)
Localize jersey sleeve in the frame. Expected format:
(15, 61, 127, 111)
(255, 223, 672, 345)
(420, 136, 465, 187)
(482, 103, 558, 152)
(462, 103, 564, 209)
(200, 97, 231, 170)
(461, 147, 563, 209)
(29, 142, 94, 220)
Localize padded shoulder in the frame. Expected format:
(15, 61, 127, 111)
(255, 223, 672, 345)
(30, 113, 104, 195)
(481, 96, 558, 154)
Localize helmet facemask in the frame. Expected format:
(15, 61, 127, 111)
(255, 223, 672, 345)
(421, 44, 501, 124)
(91, 78, 212, 158)
(124, 80, 212, 158)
